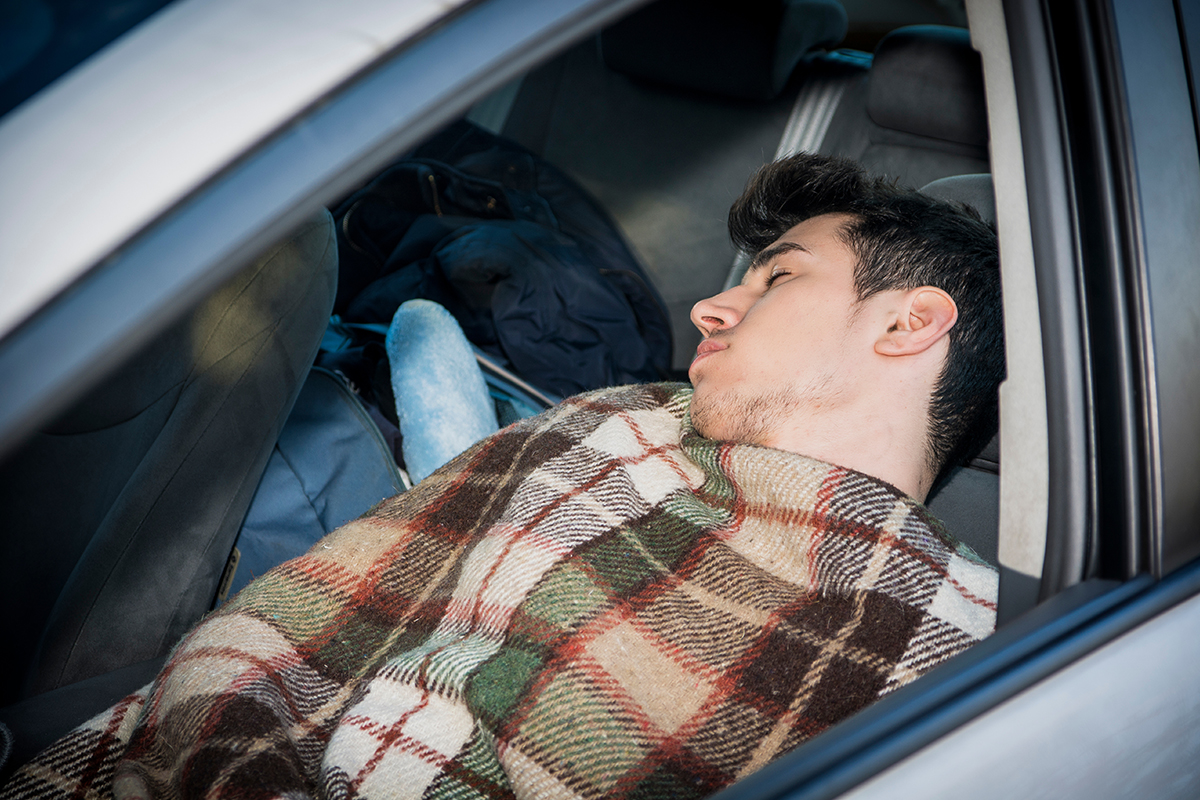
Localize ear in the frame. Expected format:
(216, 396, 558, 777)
(874, 287, 958, 357)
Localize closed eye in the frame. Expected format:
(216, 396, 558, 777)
(748, 241, 810, 288)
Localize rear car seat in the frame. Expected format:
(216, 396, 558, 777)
(812, 24, 989, 186)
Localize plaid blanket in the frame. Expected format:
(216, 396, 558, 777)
(3, 383, 997, 800)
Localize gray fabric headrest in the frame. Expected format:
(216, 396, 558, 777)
(920, 173, 995, 226)
(867, 25, 987, 146)
(600, 0, 848, 101)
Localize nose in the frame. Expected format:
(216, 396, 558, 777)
(690, 287, 748, 337)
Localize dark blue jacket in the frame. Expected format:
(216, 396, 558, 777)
(333, 121, 673, 398)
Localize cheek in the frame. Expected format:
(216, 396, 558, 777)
(775, 327, 854, 381)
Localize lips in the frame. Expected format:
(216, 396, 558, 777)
(691, 338, 727, 367)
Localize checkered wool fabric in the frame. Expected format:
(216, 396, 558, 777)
(3, 383, 996, 800)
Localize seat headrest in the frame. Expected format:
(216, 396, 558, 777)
(600, 0, 848, 101)
(867, 25, 987, 146)
(920, 173, 995, 227)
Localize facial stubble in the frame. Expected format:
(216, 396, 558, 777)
(689, 371, 842, 447)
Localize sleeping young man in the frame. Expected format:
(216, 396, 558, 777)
(4, 152, 1005, 800)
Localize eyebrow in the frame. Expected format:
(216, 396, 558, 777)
(746, 241, 810, 278)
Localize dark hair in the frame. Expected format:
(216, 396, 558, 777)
(728, 152, 1004, 485)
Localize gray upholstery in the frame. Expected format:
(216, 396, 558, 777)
(920, 172, 997, 223)
(599, 0, 848, 101)
(817, 25, 990, 189)
(0, 211, 337, 703)
(926, 434, 1000, 567)
(866, 25, 988, 147)
(722, 31, 992, 290)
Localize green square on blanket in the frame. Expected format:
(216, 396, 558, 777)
(582, 527, 663, 596)
(521, 561, 610, 632)
(469, 648, 545, 723)
(229, 562, 346, 639)
(629, 505, 712, 570)
(511, 663, 651, 797)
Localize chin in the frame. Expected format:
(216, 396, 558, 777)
(688, 408, 724, 440)
(687, 383, 722, 437)
(689, 383, 781, 446)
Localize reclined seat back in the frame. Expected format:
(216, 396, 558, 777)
(0, 211, 337, 703)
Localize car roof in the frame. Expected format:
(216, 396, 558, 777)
(0, 0, 469, 343)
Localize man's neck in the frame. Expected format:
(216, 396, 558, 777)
(762, 397, 933, 502)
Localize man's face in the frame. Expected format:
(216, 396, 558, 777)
(688, 213, 885, 447)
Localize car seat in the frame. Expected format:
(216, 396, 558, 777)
(723, 22, 991, 289)
(0, 210, 337, 708)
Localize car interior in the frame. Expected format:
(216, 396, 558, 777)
(0, 0, 1019, 782)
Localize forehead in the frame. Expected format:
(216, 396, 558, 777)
(773, 212, 857, 250)
(747, 212, 859, 278)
